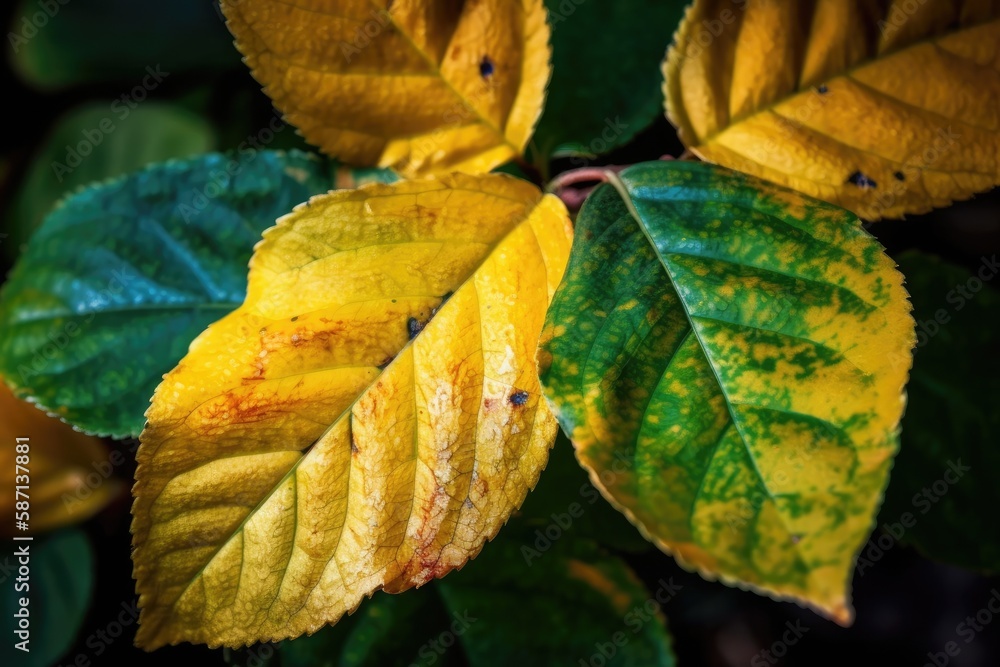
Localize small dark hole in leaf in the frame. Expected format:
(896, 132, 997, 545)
(407, 316, 425, 339)
(479, 56, 494, 78)
(816, 84, 829, 94)
(510, 390, 529, 406)
(894, 171, 905, 181)
(846, 170, 877, 190)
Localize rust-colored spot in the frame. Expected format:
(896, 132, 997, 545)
(483, 398, 495, 411)
(474, 475, 489, 495)
(204, 391, 276, 425)
(351, 433, 360, 455)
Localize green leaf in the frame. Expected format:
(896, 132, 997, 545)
(0, 150, 339, 438)
(880, 251, 1000, 573)
(280, 587, 460, 667)
(438, 535, 675, 666)
(7, 103, 215, 257)
(8, 0, 238, 89)
(539, 160, 914, 624)
(0, 529, 93, 667)
(279, 535, 675, 667)
(530, 0, 686, 163)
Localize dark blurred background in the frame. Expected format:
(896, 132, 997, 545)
(1, 1, 998, 666)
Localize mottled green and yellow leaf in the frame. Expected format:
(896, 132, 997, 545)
(540, 161, 914, 623)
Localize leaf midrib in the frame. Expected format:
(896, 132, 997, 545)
(365, 0, 518, 154)
(141, 191, 550, 641)
(696, 15, 1000, 147)
(604, 172, 813, 568)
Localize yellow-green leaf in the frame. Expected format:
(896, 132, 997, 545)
(539, 161, 915, 624)
(1, 382, 122, 535)
(220, 0, 551, 177)
(131, 174, 572, 649)
(664, 0, 1000, 221)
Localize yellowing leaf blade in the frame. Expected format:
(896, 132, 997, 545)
(221, 0, 551, 177)
(664, 0, 1000, 220)
(131, 174, 572, 649)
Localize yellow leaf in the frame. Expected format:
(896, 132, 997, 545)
(220, 0, 551, 177)
(1, 382, 122, 535)
(131, 174, 573, 649)
(664, 0, 1000, 220)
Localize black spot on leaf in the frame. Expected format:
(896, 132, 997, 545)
(407, 317, 425, 340)
(479, 56, 494, 78)
(847, 170, 877, 190)
(816, 84, 829, 94)
(894, 171, 906, 181)
(509, 390, 529, 406)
